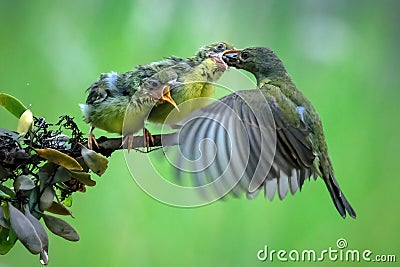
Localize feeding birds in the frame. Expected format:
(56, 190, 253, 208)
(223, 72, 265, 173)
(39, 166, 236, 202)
(80, 42, 235, 150)
(173, 47, 356, 218)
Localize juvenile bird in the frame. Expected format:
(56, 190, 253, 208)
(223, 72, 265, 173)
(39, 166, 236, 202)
(80, 72, 178, 149)
(173, 47, 356, 218)
(80, 42, 234, 150)
(147, 42, 234, 124)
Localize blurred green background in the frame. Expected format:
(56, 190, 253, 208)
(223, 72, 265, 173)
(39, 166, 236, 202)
(1, 0, 399, 266)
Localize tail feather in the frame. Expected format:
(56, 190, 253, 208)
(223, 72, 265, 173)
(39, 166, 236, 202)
(325, 171, 356, 218)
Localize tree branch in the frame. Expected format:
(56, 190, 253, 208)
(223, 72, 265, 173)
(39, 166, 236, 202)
(94, 133, 178, 157)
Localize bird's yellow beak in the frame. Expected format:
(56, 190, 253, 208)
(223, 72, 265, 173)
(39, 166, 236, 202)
(222, 49, 242, 55)
(161, 87, 180, 112)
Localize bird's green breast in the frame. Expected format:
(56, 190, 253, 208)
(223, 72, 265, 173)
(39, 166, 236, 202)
(148, 58, 224, 124)
(83, 96, 155, 135)
(83, 98, 127, 134)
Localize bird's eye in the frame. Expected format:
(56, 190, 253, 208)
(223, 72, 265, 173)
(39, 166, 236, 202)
(216, 43, 226, 51)
(240, 51, 250, 60)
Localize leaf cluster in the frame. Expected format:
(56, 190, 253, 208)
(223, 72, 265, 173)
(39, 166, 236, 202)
(0, 94, 109, 265)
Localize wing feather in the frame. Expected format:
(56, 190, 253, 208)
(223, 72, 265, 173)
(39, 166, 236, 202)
(174, 88, 315, 201)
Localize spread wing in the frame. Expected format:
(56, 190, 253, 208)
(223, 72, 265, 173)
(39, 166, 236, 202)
(171, 89, 316, 201)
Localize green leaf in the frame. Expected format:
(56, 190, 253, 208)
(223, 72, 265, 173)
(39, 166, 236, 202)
(14, 175, 36, 191)
(0, 227, 17, 255)
(39, 187, 55, 211)
(70, 171, 96, 186)
(24, 206, 48, 264)
(28, 187, 39, 213)
(53, 166, 72, 184)
(0, 184, 15, 199)
(0, 206, 9, 229)
(0, 93, 27, 118)
(8, 202, 42, 254)
(1, 202, 9, 218)
(16, 109, 33, 135)
(42, 214, 79, 241)
(47, 201, 72, 216)
(36, 148, 83, 171)
(38, 162, 57, 192)
(62, 195, 73, 207)
(0, 190, 12, 200)
(81, 147, 108, 176)
(75, 156, 89, 172)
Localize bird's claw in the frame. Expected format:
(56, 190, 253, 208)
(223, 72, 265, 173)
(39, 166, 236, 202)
(121, 135, 135, 152)
(88, 128, 98, 150)
(143, 128, 154, 152)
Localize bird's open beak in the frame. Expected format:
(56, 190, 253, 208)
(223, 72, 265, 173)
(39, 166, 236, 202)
(222, 49, 242, 66)
(207, 49, 235, 71)
(161, 87, 180, 112)
(210, 53, 229, 71)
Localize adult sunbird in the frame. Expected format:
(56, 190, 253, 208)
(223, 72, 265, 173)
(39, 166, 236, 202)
(80, 42, 234, 149)
(173, 47, 356, 218)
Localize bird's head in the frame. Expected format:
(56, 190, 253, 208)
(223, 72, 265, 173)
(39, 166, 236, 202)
(222, 47, 287, 83)
(142, 78, 180, 111)
(194, 42, 236, 70)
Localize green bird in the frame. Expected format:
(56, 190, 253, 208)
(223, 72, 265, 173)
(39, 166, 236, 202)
(80, 73, 179, 149)
(147, 42, 235, 124)
(80, 42, 235, 149)
(174, 47, 356, 218)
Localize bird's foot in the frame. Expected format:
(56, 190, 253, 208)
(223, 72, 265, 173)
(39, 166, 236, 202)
(121, 135, 135, 152)
(88, 131, 98, 150)
(143, 128, 154, 152)
(120, 130, 155, 153)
